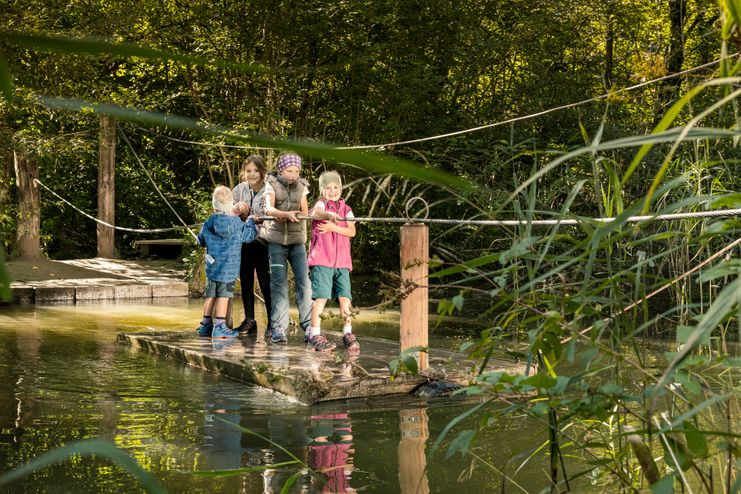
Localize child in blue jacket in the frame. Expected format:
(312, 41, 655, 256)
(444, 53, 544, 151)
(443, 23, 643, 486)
(197, 185, 257, 338)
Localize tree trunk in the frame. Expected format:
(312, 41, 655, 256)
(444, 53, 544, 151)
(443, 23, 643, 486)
(13, 151, 41, 260)
(667, 0, 686, 76)
(605, 17, 614, 90)
(656, 0, 686, 121)
(97, 115, 116, 258)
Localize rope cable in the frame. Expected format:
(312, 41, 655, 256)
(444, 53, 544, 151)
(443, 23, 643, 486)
(133, 127, 278, 150)
(130, 54, 739, 152)
(33, 178, 200, 234)
(34, 178, 741, 232)
(339, 54, 739, 150)
(120, 130, 200, 242)
(562, 234, 741, 344)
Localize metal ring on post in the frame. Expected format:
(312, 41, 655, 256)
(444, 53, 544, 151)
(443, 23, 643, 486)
(404, 196, 430, 223)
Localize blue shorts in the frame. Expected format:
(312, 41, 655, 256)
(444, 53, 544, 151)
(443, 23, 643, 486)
(310, 266, 352, 300)
(204, 279, 235, 298)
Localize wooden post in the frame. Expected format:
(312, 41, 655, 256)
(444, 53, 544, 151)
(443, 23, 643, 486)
(400, 223, 428, 370)
(97, 115, 116, 258)
(13, 151, 41, 260)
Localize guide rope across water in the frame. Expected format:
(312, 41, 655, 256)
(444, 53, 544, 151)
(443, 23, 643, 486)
(32, 179, 741, 234)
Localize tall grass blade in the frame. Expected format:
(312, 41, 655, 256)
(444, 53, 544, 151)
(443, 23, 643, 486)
(430, 397, 496, 455)
(0, 439, 166, 493)
(622, 86, 704, 185)
(653, 277, 741, 396)
(507, 127, 741, 208)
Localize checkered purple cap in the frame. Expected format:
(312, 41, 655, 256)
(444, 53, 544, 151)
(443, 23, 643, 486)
(276, 153, 302, 172)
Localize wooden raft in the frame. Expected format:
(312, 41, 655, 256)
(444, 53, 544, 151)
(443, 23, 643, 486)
(117, 330, 528, 404)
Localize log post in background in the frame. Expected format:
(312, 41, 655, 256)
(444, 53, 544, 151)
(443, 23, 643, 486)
(399, 223, 429, 370)
(97, 115, 116, 258)
(13, 151, 41, 260)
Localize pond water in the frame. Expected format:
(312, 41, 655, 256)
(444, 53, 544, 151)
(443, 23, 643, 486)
(0, 298, 587, 493)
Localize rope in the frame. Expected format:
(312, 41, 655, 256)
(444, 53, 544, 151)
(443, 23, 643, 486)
(562, 234, 741, 344)
(119, 129, 200, 242)
(34, 178, 741, 232)
(33, 178, 200, 234)
(133, 126, 278, 150)
(324, 208, 741, 225)
(130, 54, 738, 152)
(341, 54, 738, 149)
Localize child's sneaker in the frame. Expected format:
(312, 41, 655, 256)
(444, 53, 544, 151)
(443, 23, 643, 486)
(212, 322, 239, 339)
(237, 319, 257, 335)
(266, 327, 288, 344)
(343, 333, 360, 353)
(197, 322, 213, 337)
(306, 334, 336, 352)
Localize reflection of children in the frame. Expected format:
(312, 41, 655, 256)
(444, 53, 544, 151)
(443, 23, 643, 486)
(308, 413, 356, 494)
(259, 152, 312, 344)
(232, 155, 271, 334)
(196, 185, 257, 338)
(307, 171, 359, 353)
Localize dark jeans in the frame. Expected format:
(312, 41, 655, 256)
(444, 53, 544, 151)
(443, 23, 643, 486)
(239, 240, 271, 323)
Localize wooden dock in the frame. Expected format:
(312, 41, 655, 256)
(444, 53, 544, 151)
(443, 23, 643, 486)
(118, 329, 529, 404)
(7, 258, 189, 304)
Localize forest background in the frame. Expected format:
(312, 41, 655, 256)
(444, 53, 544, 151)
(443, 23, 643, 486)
(0, 0, 729, 273)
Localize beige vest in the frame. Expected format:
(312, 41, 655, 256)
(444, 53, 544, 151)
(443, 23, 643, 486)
(259, 174, 308, 245)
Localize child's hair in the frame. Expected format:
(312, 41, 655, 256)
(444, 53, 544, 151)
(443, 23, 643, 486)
(240, 154, 266, 182)
(212, 185, 233, 213)
(275, 152, 302, 173)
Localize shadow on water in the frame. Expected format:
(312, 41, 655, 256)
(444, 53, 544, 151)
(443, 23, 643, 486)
(0, 299, 577, 493)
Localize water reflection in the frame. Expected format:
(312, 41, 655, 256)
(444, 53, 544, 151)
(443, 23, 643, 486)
(0, 300, 560, 493)
(307, 413, 355, 493)
(398, 409, 429, 494)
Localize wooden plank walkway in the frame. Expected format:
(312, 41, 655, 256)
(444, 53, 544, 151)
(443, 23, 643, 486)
(7, 258, 189, 303)
(118, 329, 529, 405)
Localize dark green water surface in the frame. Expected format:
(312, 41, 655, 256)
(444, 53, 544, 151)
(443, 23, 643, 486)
(0, 299, 576, 493)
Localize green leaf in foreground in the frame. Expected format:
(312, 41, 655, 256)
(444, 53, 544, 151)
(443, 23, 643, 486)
(37, 96, 472, 191)
(0, 31, 267, 75)
(650, 474, 675, 494)
(0, 439, 165, 493)
(0, 30, 363, 77)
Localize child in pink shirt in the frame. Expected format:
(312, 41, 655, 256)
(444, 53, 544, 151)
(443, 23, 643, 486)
(307, 171, 359, 352)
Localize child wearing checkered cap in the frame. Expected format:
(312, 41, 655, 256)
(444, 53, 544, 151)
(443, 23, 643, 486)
(259, 152, 313, 344)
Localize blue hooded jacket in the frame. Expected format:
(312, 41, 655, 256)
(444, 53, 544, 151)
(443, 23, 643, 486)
(197, 213, 257, 283)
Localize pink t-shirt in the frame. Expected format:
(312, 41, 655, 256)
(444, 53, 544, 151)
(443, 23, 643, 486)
(307, 199, 354, 270)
